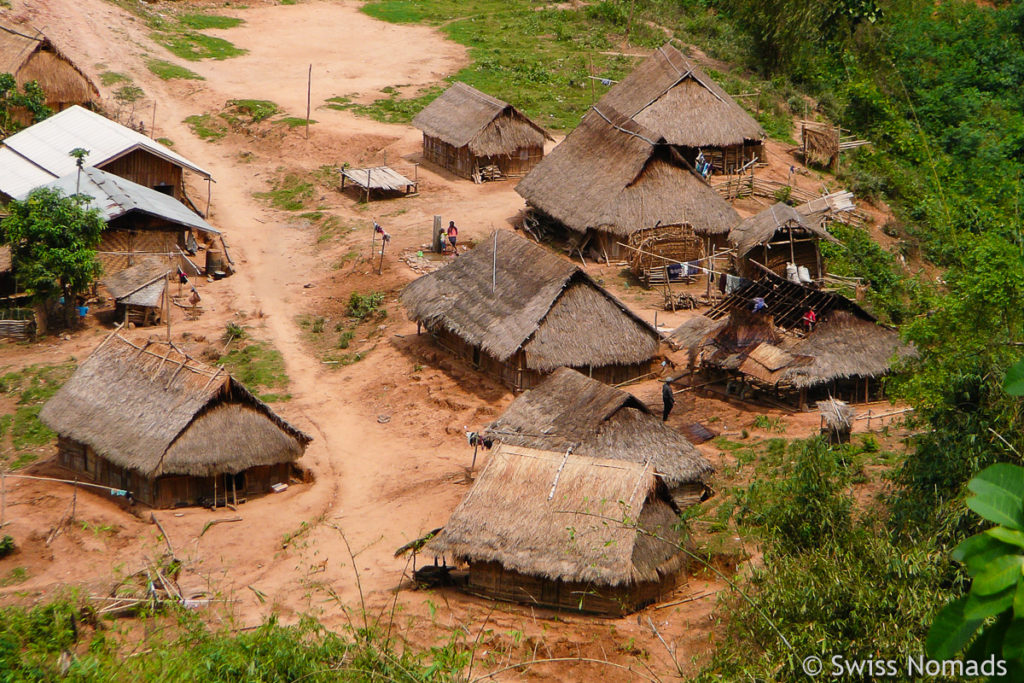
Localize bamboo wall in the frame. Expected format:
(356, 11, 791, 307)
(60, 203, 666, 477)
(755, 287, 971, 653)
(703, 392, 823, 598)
(422, 135, 542, 180)
(98, 227, 180, 275)
(736, 237, 822, 280)
(467, 561, 678, 616)
(100, 149, 184, 199)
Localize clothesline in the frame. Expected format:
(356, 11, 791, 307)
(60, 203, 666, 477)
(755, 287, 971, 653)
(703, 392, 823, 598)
(1, 472, 131, 496)
(615, 241, 735, 278)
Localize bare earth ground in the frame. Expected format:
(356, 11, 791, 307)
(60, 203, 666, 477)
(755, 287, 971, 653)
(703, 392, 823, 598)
(0, 1, 909, 679)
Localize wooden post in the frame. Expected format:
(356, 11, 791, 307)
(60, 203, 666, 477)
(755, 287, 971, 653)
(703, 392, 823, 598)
(470, 441, 479, 472)
(151, 101, 157, 139)
(1, 472, 6, 528)
(377, 232, 387, 275)
(365, 168, 372, 203)
(305, 64, 312, 140)
(213, 474, 217, 509)
(232, 477, 237, 507)
(71, 477, 78, 521)
(165, 278, 171, 341)
(433, 215, 442, 253)
(589, 54, 596, 105)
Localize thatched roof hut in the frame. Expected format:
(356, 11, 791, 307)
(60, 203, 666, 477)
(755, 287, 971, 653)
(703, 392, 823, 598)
(729, 202, 838, 280)
(40, 333, 311, 507)
(401, 230, 661, 390)
(428, 443, 686, 614)
(101, 257, 170, 326)
(0, 21, 98, 115)
(483, 367, 712, 506)
(516, 106, 739, 259)
(413, 82, 552, 180)
(597, 43, 765, 173)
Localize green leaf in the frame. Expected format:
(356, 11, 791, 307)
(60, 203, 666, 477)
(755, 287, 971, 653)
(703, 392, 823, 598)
(965, 585, 1017, 620)
(967, 491, 1024, 531)
(1015, 574, 1024, 619)
(955, 533, 1019, 576)
(969, 464, 1024, 505)
(989, 527, 1024, 550)
(974, 555, 1024, 595)
(1004, 358, 1024, 396)
(1004, 618, 1024, 660)
(927, 597, 983, 660)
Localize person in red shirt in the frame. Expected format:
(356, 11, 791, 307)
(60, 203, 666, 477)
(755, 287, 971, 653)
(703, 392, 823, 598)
(801, 307, 817, 332)
(447, 221, 459, 255)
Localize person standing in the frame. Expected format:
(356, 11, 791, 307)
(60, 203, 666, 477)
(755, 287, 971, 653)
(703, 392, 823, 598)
(447, 221, 459, 255)
(662, 380, 675, 422)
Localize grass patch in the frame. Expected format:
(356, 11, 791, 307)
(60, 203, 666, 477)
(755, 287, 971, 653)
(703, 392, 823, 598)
(147, 59, 204, 81)
(276, 116, 316, 128)
(219, 341, 290, 402)
(99, 71, 131, 86)
(253, 173, 315, 211)
(184, 114, 226, 141)
(156, 137, 174, 147)
(347, 291, 386, 320)
(178, 13, 244, 30)
(0, 567, 27, 587)
(0, 362, 76, 469)
(153, 31, 247, 61)
(228, 99, 279, 122)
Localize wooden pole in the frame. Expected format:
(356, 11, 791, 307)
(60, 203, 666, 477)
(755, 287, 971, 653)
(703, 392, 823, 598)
(365, 168, 371, 203)
(1, 472, 6, 528)
(213, 474, 217, 509)
(305, 64, 312, 140)
(589, 54, 596, 105)
(491, 230, 497, 293)
(206, 179, 212, 219)
(151, 101, 157, 139)
(232, 477, 237, 507)
(71, 477, 78, 521)
(433, 215, 442, 253)
(470, 442, 479, 471)
(377, 232, 386, 275)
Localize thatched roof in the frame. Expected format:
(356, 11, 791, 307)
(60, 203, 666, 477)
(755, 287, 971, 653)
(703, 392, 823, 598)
(818, 398, 854, 431)
(412, 82, 552, 157)
(428, 443, 685, 586)
(101, 257, 169, 307)
(39, 334, 311, 478)
(0, 21, 98, 107)
(729, 202, 839, 257)
(401, 230, 660, 371)
(597, 43, 764, 148)
(516, 107, 739, 238)
(483, 368, 711, 486)
(0, 244, 11, 273)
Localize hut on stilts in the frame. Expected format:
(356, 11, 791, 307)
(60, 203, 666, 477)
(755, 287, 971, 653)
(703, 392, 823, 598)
(596, 42, 765, 173)
(401, 230, 662, 391)
(413, 82, 552, 182)
(427, 443, 690, 615)
(39, 333, 311, 508)
(728, 202, 838, 281)
(101, 257, 170, 327)
(516, 106, 738, 261)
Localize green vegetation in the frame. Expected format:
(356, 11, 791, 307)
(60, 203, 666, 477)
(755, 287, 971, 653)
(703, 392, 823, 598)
(0, 362, 76, 469)
(98, 71, 131, 86)
(219, 341, 290, 402)
(228, 99, 279, 122)
(0, 72, 50, 133)
(156, 137, 174, 147)
(347, 291, 386, 321)
(253, 173, 314, 211)
(146, 59, 204, 81)
(178, 13, 244, 30)
(184, 113, 226, 141)
(276, 116, 315, 128)
(153, 31, 247, 61)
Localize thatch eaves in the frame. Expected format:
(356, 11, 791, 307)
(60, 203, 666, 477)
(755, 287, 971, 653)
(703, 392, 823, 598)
(428, 444, 685, 586)
(597, 42, 764, 148)
(39, 334, 311, 478)
(729, 202, 839, 258)
(516, 107, 739, 238)
(101, 256, 169, 302)
(483, 367, 712, 486)
(0, 22, 98, 106)
(401, 230, 660, 371)
(412, 82, 552, 157)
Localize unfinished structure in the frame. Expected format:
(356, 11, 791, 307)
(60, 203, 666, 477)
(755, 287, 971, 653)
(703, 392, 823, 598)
(26, 167, 220, 276)
(483, 367, 713, 509)
(516, 106, 738, 260)
(428, 443, 688, 615)
(413, 82, 552, 181)
(670, 271, 914, 409)
(401, 230, 661, 390)
(729, 202, 838, 281)
(101, 257, 170, 327)
(597, 43, 765, 173)
(0, 22, 98, 116)
(40, 334, 311, 508)
(0, 106, 212, 204)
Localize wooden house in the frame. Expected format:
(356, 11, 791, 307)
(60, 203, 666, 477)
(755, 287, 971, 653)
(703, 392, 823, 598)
(0, 105, 212, 204)
(28, 166, 220, 276)
(729, 202, 838, 280)
(0, 22, 98, 115)
(597, 43, 765, 173)
(101, 257, 170, 326)
(483, 367, 713, 509)
(39, 333, 311, 508)
(412, 82, 552, 181)
(428, 443, 688, 616)
(516, 106, 738, 260)
(401, 230, 662, 391)
(669, 272, 915, 409)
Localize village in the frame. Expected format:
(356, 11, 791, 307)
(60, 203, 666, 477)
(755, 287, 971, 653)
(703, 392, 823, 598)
(0, 0, 939, 680)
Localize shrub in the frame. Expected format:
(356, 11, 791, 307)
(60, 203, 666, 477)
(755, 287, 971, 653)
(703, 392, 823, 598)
(347, 291, 385, 320)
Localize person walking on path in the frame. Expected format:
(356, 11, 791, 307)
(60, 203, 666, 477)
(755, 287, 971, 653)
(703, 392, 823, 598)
(447, 221, 459, 255)
(662, 380, 675, 422)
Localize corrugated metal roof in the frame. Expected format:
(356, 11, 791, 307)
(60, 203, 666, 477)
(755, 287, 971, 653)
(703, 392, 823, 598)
(26, 167, 219, 234)
(0, 106, 210, 189)
(0, 147, 57, 198)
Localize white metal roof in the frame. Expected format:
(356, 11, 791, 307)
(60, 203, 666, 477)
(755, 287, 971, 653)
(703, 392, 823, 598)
(0, 106, 211, 190)
(26, 167, 218, 234)
(0, 147, 58, 198)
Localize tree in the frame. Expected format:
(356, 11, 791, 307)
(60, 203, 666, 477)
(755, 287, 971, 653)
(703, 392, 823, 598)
(0, 72, 50, 136)
(0, 188, 104, 328)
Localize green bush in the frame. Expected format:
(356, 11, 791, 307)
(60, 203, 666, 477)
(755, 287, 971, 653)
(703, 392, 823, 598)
(347, 291, 385, 320)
